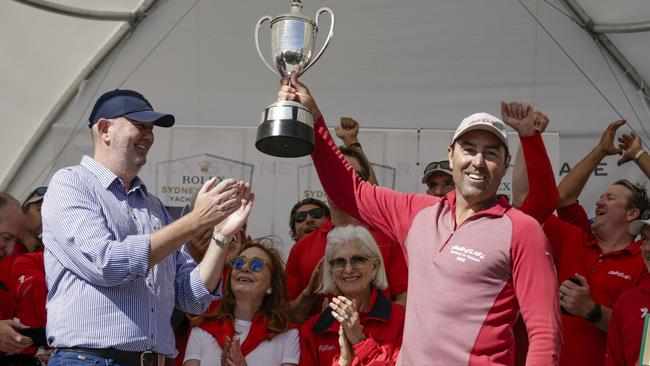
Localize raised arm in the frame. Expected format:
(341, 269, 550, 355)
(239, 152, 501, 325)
(500, 101, 558, 223)
(617, 132, 650, 179)
(557, 120, 625, 207)
(508, 104, 550, 207)
(336, 117, 379, 185)
(277, 74, 439, 246)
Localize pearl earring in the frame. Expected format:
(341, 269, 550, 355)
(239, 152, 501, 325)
(266, 288, 272, 295)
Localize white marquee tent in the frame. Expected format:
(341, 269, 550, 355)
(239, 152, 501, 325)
(1, 0, 648, 246)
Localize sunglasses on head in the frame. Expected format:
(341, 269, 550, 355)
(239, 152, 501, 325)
(294, 207, 326, 223)
(329, 255, 371, 271)
(23, 187, 47, 208)
(429, 161, 450, 170)
(230, 256, 269, 272)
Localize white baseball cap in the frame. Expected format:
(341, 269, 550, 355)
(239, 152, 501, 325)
(451, 112, 508, 147)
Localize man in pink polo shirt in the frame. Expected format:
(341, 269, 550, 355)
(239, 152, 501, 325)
(277, 74, 561, 365)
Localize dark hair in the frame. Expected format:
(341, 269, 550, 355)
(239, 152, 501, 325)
(192, 238, 291, 338)
(339, 146, 371, 182)
(289, 198, 330, 237)
(613, 179, 648, 219)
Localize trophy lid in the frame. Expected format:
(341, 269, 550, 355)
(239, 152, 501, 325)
(271, 0, 315, 26)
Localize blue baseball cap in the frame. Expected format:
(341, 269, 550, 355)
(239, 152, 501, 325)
(88, 89, 175, 127)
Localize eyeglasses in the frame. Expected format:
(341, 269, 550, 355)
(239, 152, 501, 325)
(229, 256, 269, 272)
(23, 187, 47, 207)
(293, 207, 326, 223)
(329, 255, 371, 271)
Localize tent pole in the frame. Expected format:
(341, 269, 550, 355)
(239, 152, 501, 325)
(560, 0, 650, 104)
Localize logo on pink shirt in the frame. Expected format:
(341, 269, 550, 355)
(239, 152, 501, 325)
(450, 245, 486, 263)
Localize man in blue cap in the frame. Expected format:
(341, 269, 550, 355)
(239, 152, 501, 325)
(43, 90, 254, 366)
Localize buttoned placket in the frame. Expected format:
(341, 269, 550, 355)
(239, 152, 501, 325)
(127, 187, 158, 350)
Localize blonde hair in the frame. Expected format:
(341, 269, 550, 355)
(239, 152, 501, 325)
(317, 225, 388, 295)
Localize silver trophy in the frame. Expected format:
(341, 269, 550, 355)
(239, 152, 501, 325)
(254, 0, 334, 158)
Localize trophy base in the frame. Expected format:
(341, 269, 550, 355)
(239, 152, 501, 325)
(255, 101, 314, 158)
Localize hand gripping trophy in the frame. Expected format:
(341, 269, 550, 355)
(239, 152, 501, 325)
(254, 0, 334, 157)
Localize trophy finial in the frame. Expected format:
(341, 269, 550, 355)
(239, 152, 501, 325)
(290, 0, 303, 12)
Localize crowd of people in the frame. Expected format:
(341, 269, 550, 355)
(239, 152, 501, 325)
(0, 82, 649, 366)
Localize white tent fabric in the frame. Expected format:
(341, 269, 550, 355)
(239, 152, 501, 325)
(1, 0, 648, 244)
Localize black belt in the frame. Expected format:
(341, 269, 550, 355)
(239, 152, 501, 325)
(57, 347, 173, 366)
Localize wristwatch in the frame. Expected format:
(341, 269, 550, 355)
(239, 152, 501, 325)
(586, 303, 602, 323)
(212, 233, 235, 249)
(635, 149, 647, 162)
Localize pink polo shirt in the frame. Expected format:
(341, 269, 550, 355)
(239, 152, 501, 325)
(310, 117, 562, 365)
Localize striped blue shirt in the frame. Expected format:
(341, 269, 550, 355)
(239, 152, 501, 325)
(42, 155, 219, 356)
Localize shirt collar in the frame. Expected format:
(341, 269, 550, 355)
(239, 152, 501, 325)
(447, 190, 511, 221)
(586, 238, 642, 256)
(80, 155, 147, 194)
(311, 289, 392, 334)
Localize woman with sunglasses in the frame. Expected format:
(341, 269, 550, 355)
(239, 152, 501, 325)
(183, 239, 299, 366)
(299, 226, 405, 366)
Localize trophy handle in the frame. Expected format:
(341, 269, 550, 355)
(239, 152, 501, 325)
(301, 7, 334, 74)
(255, 15, 280, 76)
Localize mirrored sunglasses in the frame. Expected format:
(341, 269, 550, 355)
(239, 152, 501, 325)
(230, 256, 269, 272)
(294, 207, 326, 223)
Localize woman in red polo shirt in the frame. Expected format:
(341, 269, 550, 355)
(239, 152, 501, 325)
(300, 225, 405, 366)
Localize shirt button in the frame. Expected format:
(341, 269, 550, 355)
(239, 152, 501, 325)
(151, 308, 154, 313)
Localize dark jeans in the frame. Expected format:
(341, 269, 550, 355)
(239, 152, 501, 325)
(48, 350, 128, 366)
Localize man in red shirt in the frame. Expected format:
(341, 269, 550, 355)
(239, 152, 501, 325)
(20, 187, 46, 253)
(421, 160, 454, 197)
(605, 217, 650, 366)
(289, 198, 330, 242)
(0, 193, 32, 355)
(541, 121, 649, 366)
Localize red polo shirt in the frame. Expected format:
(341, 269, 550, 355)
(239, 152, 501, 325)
(0, 254, 20, 319)
(8, 251, 47, 357)
(10, 251, 47, 328)
(606, 277, 650, 366)
(556, 201, 594, 235)
(285, 220, 408, 302)
(544, 214, 647, 366)
(299, 289, 404, 366)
